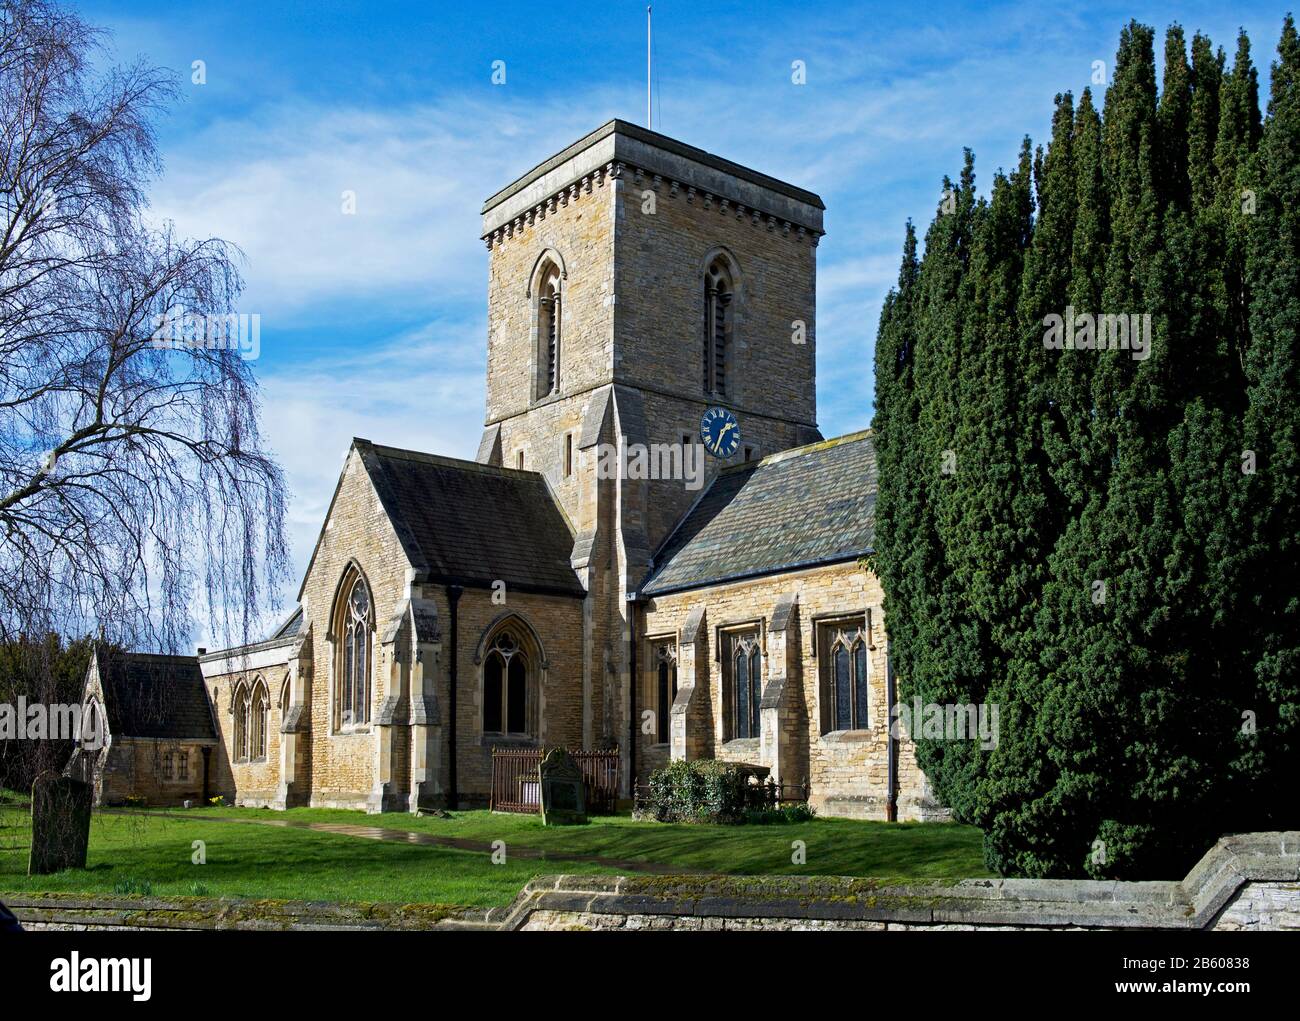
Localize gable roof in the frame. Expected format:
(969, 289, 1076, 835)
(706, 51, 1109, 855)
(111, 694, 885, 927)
(356, 440, 585, 598)
(94, 651, 216, 742)
(269, 607, 303, 640)
(640, 431, 876, 597)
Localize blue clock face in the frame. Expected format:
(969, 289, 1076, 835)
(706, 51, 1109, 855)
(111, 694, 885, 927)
(700, 407, 741, 458)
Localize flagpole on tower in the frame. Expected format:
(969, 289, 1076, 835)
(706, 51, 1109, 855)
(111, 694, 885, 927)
(647, 5, 652, 128)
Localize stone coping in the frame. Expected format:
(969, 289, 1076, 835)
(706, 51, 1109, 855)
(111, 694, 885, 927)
(482, 119, 824, 221)
(5, 831, 1296, 931)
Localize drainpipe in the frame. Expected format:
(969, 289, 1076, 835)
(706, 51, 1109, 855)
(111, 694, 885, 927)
(885, 656, 898, 822)
(447, 585, 463, 810)
(627, 596, 638, 799)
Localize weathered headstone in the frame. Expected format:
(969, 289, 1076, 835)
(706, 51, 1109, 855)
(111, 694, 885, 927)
(29, 773, 93, 875)
(538, 748, 586, 825)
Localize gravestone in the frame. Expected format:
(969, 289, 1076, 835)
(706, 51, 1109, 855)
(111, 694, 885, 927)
(538, 748, 586, 825)
(29, 773, 92, 875)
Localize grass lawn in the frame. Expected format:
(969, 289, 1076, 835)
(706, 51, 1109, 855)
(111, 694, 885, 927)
(0, 790, 990, 909)
(194, 803, 990, 880)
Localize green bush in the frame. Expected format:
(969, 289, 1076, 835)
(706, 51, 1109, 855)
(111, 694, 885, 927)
(646, 760, 758, 824)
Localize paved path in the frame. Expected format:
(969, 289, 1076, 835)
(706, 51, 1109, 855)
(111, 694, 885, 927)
(129, 810, 711, 876)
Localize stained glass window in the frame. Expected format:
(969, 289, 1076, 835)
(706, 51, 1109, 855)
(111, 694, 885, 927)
(823, 623, 871, 733)
(341, 575, 371, 727)
(729, 633, 762, 739)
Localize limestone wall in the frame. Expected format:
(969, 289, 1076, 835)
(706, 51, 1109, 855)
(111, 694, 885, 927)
(203, 666, 288, 807)
(638, 560, 942, 819)
(613, 171, 818, 431)
(450, 586, 586, 802)
(96, 738, 212, 807)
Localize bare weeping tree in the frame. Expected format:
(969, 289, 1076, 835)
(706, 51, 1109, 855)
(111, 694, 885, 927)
(0, 0, 288, 791)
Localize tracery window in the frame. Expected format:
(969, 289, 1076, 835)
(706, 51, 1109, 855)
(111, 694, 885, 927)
(250, 679, 268, 761)
(336, 571, 372, 730)
(483, 628, 531, 736)
(652, 642, 678, 745)
(724, 630, 762, 740)
(819, 621, 870, 733)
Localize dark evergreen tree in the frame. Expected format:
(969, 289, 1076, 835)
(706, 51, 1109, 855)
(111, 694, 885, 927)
(1239, 14, 1300, 830)
(872, 17, 1297, 877)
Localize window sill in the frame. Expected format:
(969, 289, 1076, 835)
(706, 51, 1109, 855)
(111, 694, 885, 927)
(819, 729, 875, 743)
(332, 726, 371, 737)
(722, 737, 761, 753)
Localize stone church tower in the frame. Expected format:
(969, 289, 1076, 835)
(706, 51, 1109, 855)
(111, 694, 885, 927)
(475, 120, 825, 780)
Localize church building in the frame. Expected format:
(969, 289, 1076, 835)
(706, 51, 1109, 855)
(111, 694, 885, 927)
(89, 121, 946, 820)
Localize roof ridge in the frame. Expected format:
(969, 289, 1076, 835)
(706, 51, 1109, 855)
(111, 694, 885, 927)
(105, 650, 200, 664)
(720, 428, 873, 473)
(357, 438, 544, 480)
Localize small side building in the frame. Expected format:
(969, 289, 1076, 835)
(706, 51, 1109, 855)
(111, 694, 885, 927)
(70, 649, 218, 807)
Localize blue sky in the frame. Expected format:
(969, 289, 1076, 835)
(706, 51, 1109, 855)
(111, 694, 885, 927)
(71, 0, 1294, 618)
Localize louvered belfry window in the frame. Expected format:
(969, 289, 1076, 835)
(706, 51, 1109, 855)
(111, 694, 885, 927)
(704, 259, 733, 396)
(538, 263, 561, 396)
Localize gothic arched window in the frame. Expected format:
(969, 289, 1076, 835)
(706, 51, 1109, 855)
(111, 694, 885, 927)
(232, 683, 250, 762)
(704, 257, 734, 396)
(250, 678, 269, 761)
(725, 630, 762, 740)
(819, 621, 870, 733)
(483, 628, 534, 736)
(653, 642, 678, 745)
(537, 261, 562, 397)
(336, 571, 372, 730)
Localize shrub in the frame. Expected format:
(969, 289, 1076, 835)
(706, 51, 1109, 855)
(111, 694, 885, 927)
(646, 760, 755, 824)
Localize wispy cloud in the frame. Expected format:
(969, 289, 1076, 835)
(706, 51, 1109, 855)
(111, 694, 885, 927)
(147, 0, 1291, 646)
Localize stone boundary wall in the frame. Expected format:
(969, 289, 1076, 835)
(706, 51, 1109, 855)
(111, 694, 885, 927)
(5, 832, 1297, 932)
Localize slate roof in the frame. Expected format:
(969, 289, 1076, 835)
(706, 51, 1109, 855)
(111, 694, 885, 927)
(270, 607, 303, 640)
(641, 431, 876, 596)
(96, 651, 216, 742)
(357, 441, 585, 598)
